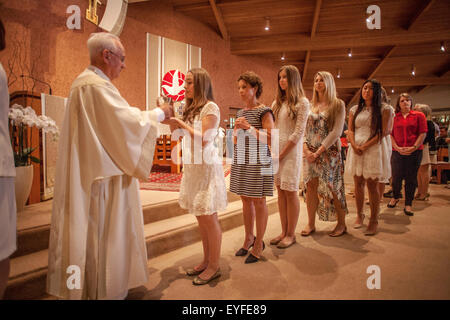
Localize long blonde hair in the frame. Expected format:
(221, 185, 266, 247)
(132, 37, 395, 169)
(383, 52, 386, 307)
(272, 65, 305, 120)
(183, 68, 214, 123)
(311, 71, 344, 131)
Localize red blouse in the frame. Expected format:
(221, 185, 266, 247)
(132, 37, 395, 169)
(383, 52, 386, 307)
(391, 110, 427, 149)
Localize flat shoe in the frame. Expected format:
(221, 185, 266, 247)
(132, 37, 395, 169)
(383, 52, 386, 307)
(270, 237, 283, 245)
(235, 248, 249, 256)
(192, 269, 221, 285)
(300, 228, 315, 236)
(235, 236, 256, 256)
(244, 253, 260, 264)
(329, 226, 347, 237)
(186, 268, 205, 276)
(404, 208, 414, 216)
(277, 237, 296, 249)
(364, 221, 378, 236)
(387, 199, 400, 208)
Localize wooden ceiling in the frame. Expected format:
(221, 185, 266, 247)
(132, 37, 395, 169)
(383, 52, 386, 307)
(131, 0, 450, 106)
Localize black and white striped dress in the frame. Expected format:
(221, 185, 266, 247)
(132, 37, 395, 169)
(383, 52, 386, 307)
(230, 106, 274, 197)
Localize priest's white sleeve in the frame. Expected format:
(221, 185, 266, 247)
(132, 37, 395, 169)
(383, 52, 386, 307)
(83, 83, 162, 180)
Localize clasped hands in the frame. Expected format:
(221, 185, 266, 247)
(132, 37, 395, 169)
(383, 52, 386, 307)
(395, 146, 416, 155)
(233, 117, 251, 134)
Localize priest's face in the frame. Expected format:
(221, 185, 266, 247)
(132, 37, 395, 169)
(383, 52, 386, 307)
(107, 41, 126, 80)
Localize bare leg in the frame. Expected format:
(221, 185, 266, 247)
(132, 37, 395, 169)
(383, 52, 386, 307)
(365, 178, 380, 235)
(251, 197, 268, 258)
(194, 216, 209, 271)
(302, 178, 318, 234)
(378, 183, 385, 202)
(197, 213, 222, 280)
(353, 175, 366, 226)
(280, 190, 300, 244)
(240, 196, 256, 249)
(329, 191, 347, 236)
(416, 164, 430, 199)
(271, 185, 287, 244)
(0, 258, 10, 299)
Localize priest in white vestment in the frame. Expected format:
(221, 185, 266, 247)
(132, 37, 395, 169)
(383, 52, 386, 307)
(47, 32, 173, 300)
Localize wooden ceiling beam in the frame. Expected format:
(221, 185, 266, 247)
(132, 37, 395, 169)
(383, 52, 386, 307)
(347, 46, 397, 105)
(303, 76, 450, 90)
(303, 0, 322, 80)
(209, 0, 228, 40)
(406, 0, 436, 30)
(231, 29, 450, 55)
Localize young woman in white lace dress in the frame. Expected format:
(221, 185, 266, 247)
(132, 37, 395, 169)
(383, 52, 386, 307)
(346, 79, 393, 235)
(169, 68, 227, 285)
(270, 65, 309, 249)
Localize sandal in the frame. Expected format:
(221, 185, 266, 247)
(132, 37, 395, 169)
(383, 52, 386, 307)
(353, 214, 365, 229)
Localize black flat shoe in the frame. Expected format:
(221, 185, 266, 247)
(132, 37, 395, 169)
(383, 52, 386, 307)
(235, 248, 249, 256)
(244, 241, 265, 263)
(403, 208, 414, 216)
(244, 253, 259, 264)
(387, 199, 400, 208)
(235, 236, 256, 256)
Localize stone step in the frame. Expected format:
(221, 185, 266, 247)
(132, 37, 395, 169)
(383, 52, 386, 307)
(5, 195, 278, 300)
(13, 191, 242, 258)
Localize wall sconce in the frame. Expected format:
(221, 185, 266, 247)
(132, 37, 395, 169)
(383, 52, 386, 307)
(441, 42, 446, 52)
(411, 64, 416, 76)
(391, 88, 394, 93)
(264, 17, 270, 31)
(347, 48, 352, 57)
(337, 69, 341, 79)
(281, 53, 285, 61)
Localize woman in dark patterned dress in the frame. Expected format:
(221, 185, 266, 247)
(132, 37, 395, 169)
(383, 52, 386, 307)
(230, 71, 275, 263)
(302, 71, 348, 237)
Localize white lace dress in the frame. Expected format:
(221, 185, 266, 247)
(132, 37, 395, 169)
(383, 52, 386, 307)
(345, 104, 389, 180)
(179, 102, 228, 216)
(380, 104, 395, 183)
(273, 98, 310, 191)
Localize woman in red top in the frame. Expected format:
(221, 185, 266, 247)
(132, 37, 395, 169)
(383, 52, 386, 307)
(387, 93, 427, 216)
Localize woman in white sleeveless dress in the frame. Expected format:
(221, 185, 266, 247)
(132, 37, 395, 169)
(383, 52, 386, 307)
(169, 68, 227, 285)
(346, 79, 393, 235)
(270, 65, 309, 249)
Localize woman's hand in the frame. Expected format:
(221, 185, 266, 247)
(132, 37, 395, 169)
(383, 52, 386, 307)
(169, 117, 186, 129)
(235, 117, 250, 130)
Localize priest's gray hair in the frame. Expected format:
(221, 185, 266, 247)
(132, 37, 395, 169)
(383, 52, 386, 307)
(87, 32, 121, 62)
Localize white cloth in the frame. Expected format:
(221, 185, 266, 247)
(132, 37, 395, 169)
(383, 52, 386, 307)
(345, 105, 387, 180)
(420, 144, 431, 165)
(0, 63, 15, 177)
(0, 62, 16, 261)
(47, 66, 162, 300)
(380, 104, 395, 183)
(179, 102, 227, 215)
(0, 178, 17, 261)
(273, 98, 310, 191)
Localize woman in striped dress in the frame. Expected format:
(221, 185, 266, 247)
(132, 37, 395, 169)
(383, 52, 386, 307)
(230, 71, 275, 264)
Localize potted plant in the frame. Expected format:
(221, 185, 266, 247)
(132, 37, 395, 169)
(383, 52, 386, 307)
(8, 103, 59, 211)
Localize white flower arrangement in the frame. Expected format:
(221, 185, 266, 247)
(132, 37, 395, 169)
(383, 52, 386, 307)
(8, 103, 59, 166)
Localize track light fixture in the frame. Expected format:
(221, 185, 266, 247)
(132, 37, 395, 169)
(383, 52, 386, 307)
(264, 17, 270, 31)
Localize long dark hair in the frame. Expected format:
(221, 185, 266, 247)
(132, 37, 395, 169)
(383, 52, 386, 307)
(183, 68, 214, 123)
(0, 19, 5, 51)
(352, 79, 382, 141)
